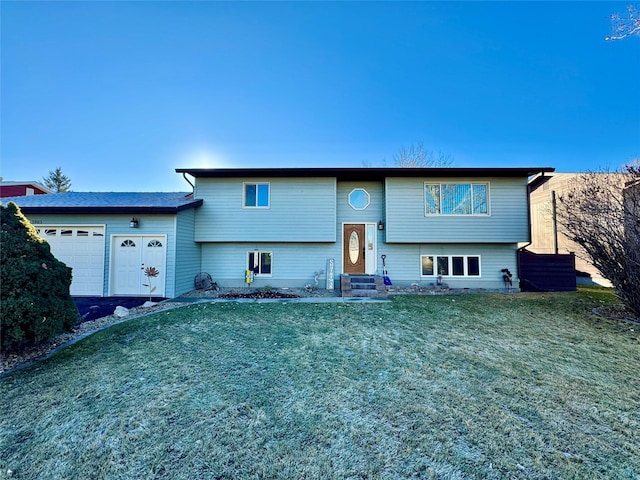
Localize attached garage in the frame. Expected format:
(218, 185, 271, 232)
(35, 225, 105, 296)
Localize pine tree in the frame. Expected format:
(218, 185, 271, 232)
(43, 167, 72, 193)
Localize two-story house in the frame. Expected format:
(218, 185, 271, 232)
(177, 167, 553, 291)
(3, 166, 552, 297)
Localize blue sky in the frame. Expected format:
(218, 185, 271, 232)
(2, 1, 639, 192)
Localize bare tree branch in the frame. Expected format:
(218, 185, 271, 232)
(393, 143, 453, 168)
(556, 161, 640, 316)
(606, 4, 640, 41)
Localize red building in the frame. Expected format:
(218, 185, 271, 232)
(0, 181, 52, 198)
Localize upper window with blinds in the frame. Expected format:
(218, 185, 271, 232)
(424, 183, 489, 215)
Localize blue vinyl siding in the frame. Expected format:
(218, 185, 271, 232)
(201, 243, 341, 288)
(337, 181, 384, 224)
(198, 179, 522, 289)
(201, 242, 518, 290)
(24, 213, 179, 297)
(385, 177, 529, 243)
(194, 177, 336, 242)
(174, 209, 201, 296)
(377, 243, 519, 289)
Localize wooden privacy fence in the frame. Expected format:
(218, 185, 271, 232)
(518, 249, 576, 292)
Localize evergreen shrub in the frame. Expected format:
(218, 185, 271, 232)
(1, 202, 78, 353)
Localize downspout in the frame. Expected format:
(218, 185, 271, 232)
(519, 175, 535, 253)
(182, 172, 195, 193)
(181, 172, 201, 280)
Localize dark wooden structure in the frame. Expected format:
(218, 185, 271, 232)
(518, 249, 576, 292)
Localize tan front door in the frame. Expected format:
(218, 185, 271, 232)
(343, 224, 366, 274)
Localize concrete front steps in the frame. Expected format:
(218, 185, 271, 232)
(340, 274, 388, 298)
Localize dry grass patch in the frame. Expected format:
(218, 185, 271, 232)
(1, 289, 638, 479)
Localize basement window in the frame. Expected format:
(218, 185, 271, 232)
(248, 251, 272, 276)
(421, 255, 481, 277)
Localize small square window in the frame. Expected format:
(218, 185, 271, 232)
(248, 251, 273, 276)
(244, 183, 270, 207)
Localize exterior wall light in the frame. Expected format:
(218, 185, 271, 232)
(130, 217, 139, 228)
(378, 220, 384, 230)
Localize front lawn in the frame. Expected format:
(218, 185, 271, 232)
(1, 289, 638, 479)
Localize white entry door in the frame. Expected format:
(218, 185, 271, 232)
(111, 236, 166, 296)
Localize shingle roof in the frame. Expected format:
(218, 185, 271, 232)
(1, 192, 202, 214)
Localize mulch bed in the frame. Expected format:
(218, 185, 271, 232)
(593, 306, 640, 325)
(218, 290, 301, 299)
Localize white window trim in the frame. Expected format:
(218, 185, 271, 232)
(243, 182, 271, 209)
(247, 250, 273, 277)
(420, 254, 482, 278)
(348, 188, 370, 210)
(424, 182, 490, 216)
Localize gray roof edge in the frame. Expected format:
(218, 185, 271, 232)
(1, 192, 203, 213)
(16, 200, 203, 215)
(176, 167, 555, 179)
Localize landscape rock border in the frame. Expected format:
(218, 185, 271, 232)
(1, 301, 186, 376)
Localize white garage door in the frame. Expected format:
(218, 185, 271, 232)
(111, 235, 166, 297)
(37, 226, 106, 296)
